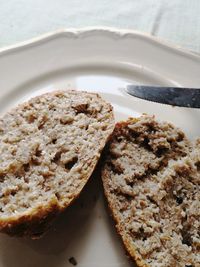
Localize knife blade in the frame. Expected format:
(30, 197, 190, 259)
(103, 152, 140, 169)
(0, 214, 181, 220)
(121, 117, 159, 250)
(126, 85, 200, 108)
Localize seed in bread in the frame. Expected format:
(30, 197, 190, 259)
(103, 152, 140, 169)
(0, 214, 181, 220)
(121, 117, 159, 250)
(102, 115, 199, 267)
(0, 90, 115, 238)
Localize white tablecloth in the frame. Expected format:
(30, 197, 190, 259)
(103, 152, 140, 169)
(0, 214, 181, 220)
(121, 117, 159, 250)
(0, 0, 200, 53)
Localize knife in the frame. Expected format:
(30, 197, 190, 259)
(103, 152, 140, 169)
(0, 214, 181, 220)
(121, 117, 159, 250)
(126, 85, 200, 108)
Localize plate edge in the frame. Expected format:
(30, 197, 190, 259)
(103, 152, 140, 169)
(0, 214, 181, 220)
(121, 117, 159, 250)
(0, 27, 200, 62)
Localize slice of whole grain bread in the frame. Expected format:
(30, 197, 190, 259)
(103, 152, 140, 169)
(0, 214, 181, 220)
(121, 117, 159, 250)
(102, 115, 200, 267)
(0, 90, 114, 238)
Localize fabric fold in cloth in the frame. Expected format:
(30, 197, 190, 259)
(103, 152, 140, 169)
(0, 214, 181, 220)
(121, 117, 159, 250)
(0, 0, 200, 53)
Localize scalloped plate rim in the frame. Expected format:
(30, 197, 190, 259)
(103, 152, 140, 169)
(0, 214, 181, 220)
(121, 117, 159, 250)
(0, 27, 200, 62)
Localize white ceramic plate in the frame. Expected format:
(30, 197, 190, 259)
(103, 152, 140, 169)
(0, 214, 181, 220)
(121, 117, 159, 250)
(0, 28, 200, 267)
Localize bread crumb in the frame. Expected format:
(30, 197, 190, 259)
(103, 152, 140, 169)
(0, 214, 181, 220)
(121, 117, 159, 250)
(102, 115, 199, 267)
(0, 90, 115, 237)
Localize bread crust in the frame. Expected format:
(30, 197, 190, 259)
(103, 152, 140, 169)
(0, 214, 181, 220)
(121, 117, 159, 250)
(0, 198, 59, 238)
(0, 90, 115, 238)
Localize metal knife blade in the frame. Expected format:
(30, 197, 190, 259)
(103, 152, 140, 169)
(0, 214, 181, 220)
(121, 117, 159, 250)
(126, 85, 200, 108)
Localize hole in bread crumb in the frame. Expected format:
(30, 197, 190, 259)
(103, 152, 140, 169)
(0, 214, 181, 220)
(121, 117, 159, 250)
(35, 149, 42, 157)
(24, 177, 29, 183)
(123, 194, 132, 202)
(11, 150, 16, 156)
(38, 115, 48, 130)
(109, 162, 124, 175)
(130, 226, 149, 241)
(55, 192, 61, 200)
(130, 131, 140, 139)
(52, 138, 57, 144)
(23, 163, 30, 172)
(142, 236, 147, 241)
(44, 186, 51, 192)
(65, 157, 78, 170)
(127, 181, 134, 187)
(58, 181, 64, 186)
(52, 151, 62, 163)
(139, 227, 146, 239)
(155, 147, 169, 157)
(147, 195, 158, 206)
(176, 196, 183, 205)
(195, 161, 200, 171)
(182, 236, 192, 247)
(141, 137, 152, 151)
(182, 226, 192, 247)
(38, 122, 45, 130)
(11, 190, 17, 196)
(117, 137, 123, 142)
(0, 174, 5, 182)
